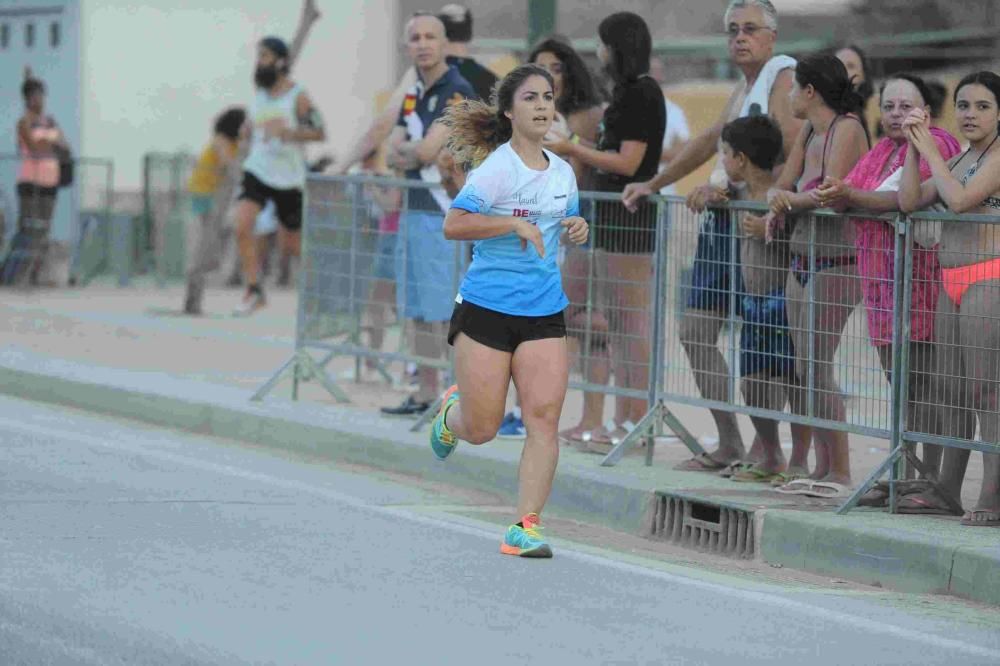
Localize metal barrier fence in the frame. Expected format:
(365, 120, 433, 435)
(0, 154, 113, 287)
(257, 174, 999, 515)
(143, 151, 197, 285)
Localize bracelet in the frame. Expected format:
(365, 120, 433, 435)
(569, 133, 581, 145)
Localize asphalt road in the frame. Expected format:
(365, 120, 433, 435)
(0, 396, 996, 665)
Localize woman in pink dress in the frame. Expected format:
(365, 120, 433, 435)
(816, 74, 961, 507)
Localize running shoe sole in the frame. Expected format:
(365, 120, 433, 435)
(500, 542, 553, 558)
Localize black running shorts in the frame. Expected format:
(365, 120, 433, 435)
(237, 171, 303, 232)
(447, 299, 566, 353)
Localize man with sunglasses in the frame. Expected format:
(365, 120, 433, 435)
(621, 0, 802, 473)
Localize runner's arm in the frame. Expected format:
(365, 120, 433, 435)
(443, 209, 527, 240)
(287, 0, 320, 67)
(282, 92, 325, 143)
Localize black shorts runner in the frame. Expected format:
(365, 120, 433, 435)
(237, 171, 303, 231)
(448, 299, 566, 353)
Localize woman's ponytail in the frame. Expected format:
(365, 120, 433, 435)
(440, 98, 511, 171)
(440, 64, 554, 171)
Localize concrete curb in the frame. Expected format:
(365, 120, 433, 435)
(2, 349, 997, 607)
(759, 511, 1000, 607)
(0, 349, 655, 536)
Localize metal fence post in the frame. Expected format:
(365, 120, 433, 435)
(645, 197, 669, 466)
(893, 215, 915, 512)
(727, 207, 739, 411)
(806, 215, 817, 419)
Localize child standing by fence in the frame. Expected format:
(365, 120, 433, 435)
(720, 116, 811, 487)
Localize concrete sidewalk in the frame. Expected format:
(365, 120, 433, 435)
(0, 285, 997, 606)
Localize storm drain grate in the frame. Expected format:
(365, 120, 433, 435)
(649, 492, 755, 558)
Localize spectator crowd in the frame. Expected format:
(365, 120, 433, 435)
(8, 0, 998, 528)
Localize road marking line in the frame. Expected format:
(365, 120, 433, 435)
(3, 415, 998, 660)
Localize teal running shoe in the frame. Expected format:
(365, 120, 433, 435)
(430, 385, 460, 461)
(500, 513, 552, 558)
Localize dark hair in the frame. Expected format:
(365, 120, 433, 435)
(528, 36, 604, 116)
(925, 80, 948, 120)
(836, 44, 874, 101)
(795, 53, 865, 116)
(442, 64, 555, 170)
(214, 107, 246, 141)
(259, 36, 290, 73)
(21, 77, 44, 101)
(721, 116, 783, 171)
(879, 74, 932, 108)
(438, 4, 472, 43)
(954, 70, 1000, 107)
(597, 12, 651, 87)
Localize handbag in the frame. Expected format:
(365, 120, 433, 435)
(53, 144, 74, 188)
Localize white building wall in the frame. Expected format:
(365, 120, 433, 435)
(80, 0, 397, 190)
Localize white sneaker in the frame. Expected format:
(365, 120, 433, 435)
(232, 289, 265, 317)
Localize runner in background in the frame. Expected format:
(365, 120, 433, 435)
(183, 0, 321, 314)
(232, 32, 325, 316)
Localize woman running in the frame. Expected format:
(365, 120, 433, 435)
(432, 64, 590, 557)
(527, 36, 608, 446)
(766, 54, 869, 497)
(816, 75, 962, 507)
(898, 71, 1000, 527)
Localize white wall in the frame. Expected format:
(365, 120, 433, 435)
(80, 0, 396, 190)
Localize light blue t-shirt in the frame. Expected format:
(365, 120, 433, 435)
(450, 142, 579, 317)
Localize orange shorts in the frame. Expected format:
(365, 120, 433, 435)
(941, 257, 1000, 307)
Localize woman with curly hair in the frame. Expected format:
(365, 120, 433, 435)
(430, 64, 590, 557)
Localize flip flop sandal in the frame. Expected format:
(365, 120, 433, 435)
(673, 452, 730, 472)
(609, 420, 638, 446)
(770, 470, 810, 487)
(590, 421, 641, 455)
(558, 425, 591, 446)
(718, 461, 753, 479)
(960, 509, 1000, 527)
(731, 465, 782, 483)
(896, 492, 963, 516)
(857, 482, 890, 508)
(774, 479, 820, 496)
(798, 481, 852, 499)
(585, 420, 625, 454)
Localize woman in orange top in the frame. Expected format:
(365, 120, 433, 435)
(1, 69, 67, 286)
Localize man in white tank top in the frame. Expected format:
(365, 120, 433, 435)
(621, 0, 802, 473)
(233, 36, 325, 316)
